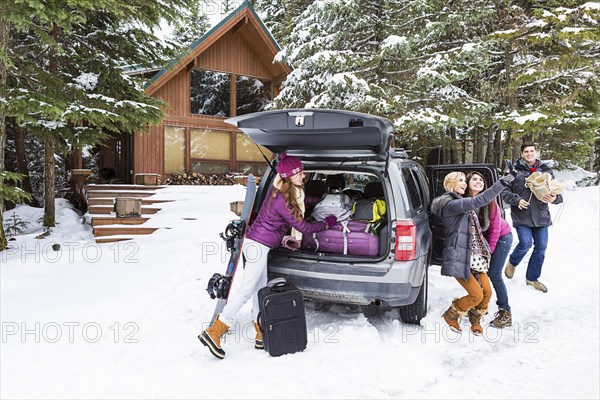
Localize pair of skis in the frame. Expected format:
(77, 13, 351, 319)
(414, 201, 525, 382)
(206, 175, 257, 325)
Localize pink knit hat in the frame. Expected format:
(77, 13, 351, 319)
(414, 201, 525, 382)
(277, 154, 304, 179)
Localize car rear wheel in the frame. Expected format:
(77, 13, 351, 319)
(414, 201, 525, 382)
(398, 268, 428, 325)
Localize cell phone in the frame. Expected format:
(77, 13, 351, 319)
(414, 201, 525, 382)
(504, 159, 513, 172)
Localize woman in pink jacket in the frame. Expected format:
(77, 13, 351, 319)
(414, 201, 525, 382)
(466, 172, 513, 328)
(199, 154, 336, 359)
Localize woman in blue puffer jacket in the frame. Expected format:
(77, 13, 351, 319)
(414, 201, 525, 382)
(199, 154, 336, 359)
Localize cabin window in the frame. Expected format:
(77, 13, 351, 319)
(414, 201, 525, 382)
(190, 128, 231, 174)
(236, 75, 272, 116)
(190, 128, 230, 160)
(164, 126, 186, 174)
(235, 132, 271, 162)
(235, 132, 271, 175)
(190, 70, 231, 117)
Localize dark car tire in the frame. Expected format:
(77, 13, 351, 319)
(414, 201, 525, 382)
(398, 268, 428, 325)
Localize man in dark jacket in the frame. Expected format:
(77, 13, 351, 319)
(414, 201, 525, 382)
(502, 142, 563, 293)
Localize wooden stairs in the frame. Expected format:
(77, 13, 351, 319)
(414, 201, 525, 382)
(85, 184, 172, 244)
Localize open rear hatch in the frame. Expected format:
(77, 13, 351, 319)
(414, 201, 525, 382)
(225, 109, 394, 161)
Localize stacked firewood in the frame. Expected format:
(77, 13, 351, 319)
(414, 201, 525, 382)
(164, 172, 252, 186)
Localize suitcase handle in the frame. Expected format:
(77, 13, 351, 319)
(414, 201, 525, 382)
(266, 277, 286, 288)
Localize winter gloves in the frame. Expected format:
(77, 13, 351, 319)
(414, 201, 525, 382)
(325, 215, 337, 228)
(281, 215, 336, 251)
(499, 173, 515, 187)
(500, 160, 517, 187)
(281, 235, 301, 250)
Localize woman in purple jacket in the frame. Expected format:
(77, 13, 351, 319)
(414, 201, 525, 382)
(199, 154, 336, 359)
(466, 172, 513, 328)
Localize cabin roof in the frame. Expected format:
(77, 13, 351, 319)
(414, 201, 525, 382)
(143, 1, 290, 95)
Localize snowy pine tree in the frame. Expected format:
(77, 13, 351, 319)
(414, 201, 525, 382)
(254, 0, 314, 43)
(272, 0, 397, 114)
(3, 0, 192, 228)
(169, 5, 211, 49)
(258, 0, 600, 167)
(483, 1, 600, 163)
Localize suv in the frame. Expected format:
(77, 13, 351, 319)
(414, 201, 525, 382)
(226, 109, 501, 325)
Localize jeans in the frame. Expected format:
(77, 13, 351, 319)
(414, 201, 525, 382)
(220, 239, 270, 327)
(509, 225, 549, 281)
(488, 232, 513, 311)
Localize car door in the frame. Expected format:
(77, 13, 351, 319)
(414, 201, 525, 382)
(426, 164, 503, 265)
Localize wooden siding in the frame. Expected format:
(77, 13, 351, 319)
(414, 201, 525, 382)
(131, 5, 291, 180)
(133, 124, 163, 175)
(195, 30, 274, 79)
(153, 69, 191, 117)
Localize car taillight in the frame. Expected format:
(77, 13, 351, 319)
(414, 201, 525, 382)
(394, 220, 416, 261)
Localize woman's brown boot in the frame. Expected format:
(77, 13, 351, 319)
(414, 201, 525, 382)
(254, 322, 264, 350)
(468, 307, 487, 335)
(442, 301, 467, 333)
(198, 316, 229, 359)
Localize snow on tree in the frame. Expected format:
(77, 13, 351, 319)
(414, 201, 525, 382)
(259, 0, 600, 167)
(2, 0, 196, 229)
(483, 0, 600, 163)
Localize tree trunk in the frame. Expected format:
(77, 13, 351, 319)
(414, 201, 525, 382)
(0, 212, 5, 251)
(43, 135, 56, 227)
(14, 123, 38, 206)
(479, 128, 486, 163)
(504, 41, 522, 164)
(473, 128, 484, 163)
(594, 137, 600, 174)
(474, 129, 479, 163)
(505, 127, 513, 161)
(449, 127, 459, 164)
(43, 28, 58, 228)
(513, 137, 522, 162)
(486, 125, 495, 164)
(505, 41, 517, 110)
(494, 127, 503, 168)
(0, 14, 9, 250)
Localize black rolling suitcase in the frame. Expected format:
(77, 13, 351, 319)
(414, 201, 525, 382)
(257, 278, 307, 357)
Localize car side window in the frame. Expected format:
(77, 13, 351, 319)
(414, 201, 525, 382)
(411, 167, 428, 208)
(402, 167, 423, 210)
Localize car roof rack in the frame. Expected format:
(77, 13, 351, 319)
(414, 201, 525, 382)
(389, 148, 409, 159)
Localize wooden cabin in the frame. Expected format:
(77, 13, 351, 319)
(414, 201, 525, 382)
(97, 1, 291, 183)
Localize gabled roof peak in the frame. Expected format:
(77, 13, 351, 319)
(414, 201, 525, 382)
(145, 0, 287, 94)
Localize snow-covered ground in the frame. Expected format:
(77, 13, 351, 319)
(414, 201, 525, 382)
(1, 178, 599, 399)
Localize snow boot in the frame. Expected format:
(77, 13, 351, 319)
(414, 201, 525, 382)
(490, 308, 512, 328)
(504, 261, 516, 279)
(198, 316, 229, 359)
(526, 280, 548, 293)
(468, 307, 487, 336)
(442, 300, 467, 333)
(254, 322, 264, 350)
